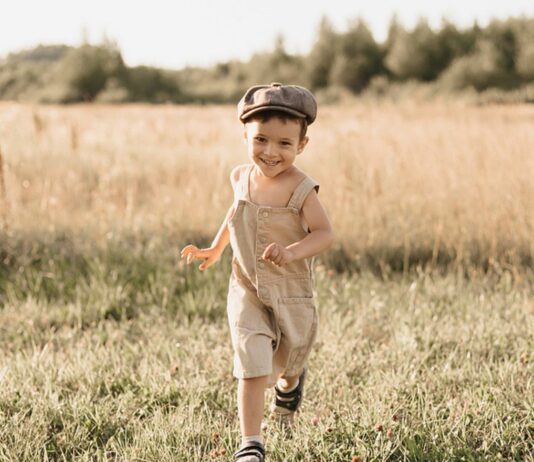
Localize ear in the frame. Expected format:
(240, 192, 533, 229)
(243, 128, 248, 144)
(297, 136, 309, 154)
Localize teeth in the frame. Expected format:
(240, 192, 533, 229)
(261, 158, 279, 166)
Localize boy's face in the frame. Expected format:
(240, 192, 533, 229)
(243, 116, 309, 178)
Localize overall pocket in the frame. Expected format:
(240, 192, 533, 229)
(277, 296, 316, 349)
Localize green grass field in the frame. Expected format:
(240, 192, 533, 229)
(1, 232, 532, 461)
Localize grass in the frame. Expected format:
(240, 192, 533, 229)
(0, 232, 533, 461)
(0, 102, 533, 460)
(0, 102, 533, 270)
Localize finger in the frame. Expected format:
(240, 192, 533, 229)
(272, 248, 283, 263)
(263, 243, 276, 260)
(269, 257, 278, 266)
(181, 245, 196, 258)
(180, 244, 193, 255)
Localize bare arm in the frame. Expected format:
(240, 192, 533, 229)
(180, 166, 242, 271)
(210, 204, 234, 254)
(286, 188, 334, 260)
(212, 165, 243, 253)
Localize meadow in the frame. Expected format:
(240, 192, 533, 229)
(0, 102, 533, 461)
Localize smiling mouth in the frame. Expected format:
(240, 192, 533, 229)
(260, 157, 280, 166)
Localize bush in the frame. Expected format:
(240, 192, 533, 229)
(52, 42, 127, 102)
(439, 38, 517, 91)
(95, 78, 130, 103)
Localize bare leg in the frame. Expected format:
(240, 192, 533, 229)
(276, 372, 300, 390)
(238, 375, 269, 436)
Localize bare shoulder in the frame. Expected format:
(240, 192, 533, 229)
(290, 166, 319, 194)
(230, 164, 249, 187)
(288, 166, 308, 187)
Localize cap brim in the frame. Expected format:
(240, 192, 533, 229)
(240, 105, 308, 122)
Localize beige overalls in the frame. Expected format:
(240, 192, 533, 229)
(226, 163, 320, 388)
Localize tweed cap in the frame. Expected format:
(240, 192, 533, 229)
(237, 82, 317, 124)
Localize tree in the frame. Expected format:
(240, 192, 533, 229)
(54, 40, 127, 102)
(271, 34, 292, 69)
(439, 19, 521, 90)
(126, 66, 181, 102)
(436, 19, 477, 71)
(385, 18, 444, 81)
(440, 37, 516, 91)
(306, 16, 339, 90)
(384, 14, 402, 55)
(514, 18, 534, 81)
(328, 18, 384, 92)
(485, 20, 517, 76)
(245, 34, 304, 86)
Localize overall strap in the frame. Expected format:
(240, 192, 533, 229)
(287, 175, 320, 212)
(237, 164, 252, 200)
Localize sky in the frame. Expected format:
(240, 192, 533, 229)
(1, 0, 533, 70)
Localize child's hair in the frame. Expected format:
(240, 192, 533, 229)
(243, 109, 308, 142)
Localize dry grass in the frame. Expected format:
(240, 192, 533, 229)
(1, 102, 533, 460)
(0, 101, 533, 270)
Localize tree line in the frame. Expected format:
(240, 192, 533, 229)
(0, 15, 532, 104)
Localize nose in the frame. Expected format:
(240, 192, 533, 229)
(263, 142, 273, 156)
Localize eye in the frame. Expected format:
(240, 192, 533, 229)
(254, 136, 266, 143)
(281, 141, 291, 146)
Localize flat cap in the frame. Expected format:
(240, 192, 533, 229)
(237, 82, 317, 125)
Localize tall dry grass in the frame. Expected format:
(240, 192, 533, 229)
(0, 101, 532, 270)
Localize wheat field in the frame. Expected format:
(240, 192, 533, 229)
(0, 102, 533, 461)
(0, 101, 533, 270)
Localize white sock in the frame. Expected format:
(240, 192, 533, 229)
(240, 434, 264, 448)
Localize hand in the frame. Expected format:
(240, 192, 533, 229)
(180, 244, 221, 271)
(262, 242, 295, 267)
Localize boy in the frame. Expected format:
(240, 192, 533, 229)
(181, 83, 334, 462)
